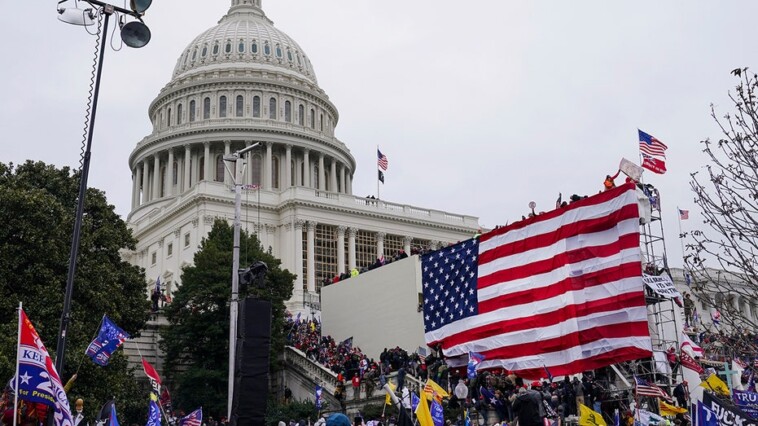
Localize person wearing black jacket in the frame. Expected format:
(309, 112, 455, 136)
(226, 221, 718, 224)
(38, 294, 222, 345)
(512, 388, 545, 426)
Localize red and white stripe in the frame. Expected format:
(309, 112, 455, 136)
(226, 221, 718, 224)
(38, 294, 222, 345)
(426, 183, 652, 379)
(639, 142, 667, 158)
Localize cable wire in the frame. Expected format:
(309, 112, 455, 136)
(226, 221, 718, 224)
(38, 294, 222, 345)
(78, 13, 104, 173)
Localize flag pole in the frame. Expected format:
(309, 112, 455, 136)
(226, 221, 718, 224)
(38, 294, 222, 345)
(377, 145, 380, 200)
(13, 302, 22, 426)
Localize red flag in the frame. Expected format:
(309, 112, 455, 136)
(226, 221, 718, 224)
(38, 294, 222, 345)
(679, 352, 704, 374)
(142, 358, 162, 396)
(641, 154, 667, 174)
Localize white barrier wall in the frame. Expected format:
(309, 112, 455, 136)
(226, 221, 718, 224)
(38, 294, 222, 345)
(321, 256, 425, 360)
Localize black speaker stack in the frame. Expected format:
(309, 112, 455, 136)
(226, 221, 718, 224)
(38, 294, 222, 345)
(231, 297, 272, 426)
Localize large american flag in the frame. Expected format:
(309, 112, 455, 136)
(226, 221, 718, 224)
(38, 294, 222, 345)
(638, 130, 668, 157)
(634, 376, 673, 402)
(377, 149, 389, 171)
(420, 183, 652, 379)
(179, 408, 202, 426)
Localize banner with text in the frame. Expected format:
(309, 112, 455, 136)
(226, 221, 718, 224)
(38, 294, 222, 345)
(734, 390, 758, 420)
(704, 391, 758, 426)
(643, 274, 682, 300)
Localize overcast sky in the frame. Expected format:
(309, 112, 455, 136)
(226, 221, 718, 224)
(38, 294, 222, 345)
(2, 1, 757, 268)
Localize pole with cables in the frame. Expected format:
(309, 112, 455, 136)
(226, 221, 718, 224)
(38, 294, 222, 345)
(225, 142, 260, 421)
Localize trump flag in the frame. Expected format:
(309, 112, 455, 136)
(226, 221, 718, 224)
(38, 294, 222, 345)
(421, 183, 652, 379)
(16, 308, 74, 426)
(85, 315, 130, 366)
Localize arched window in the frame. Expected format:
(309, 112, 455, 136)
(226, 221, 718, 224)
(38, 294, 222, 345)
(212, 43, 218, 56)
(236, 95, 244, 117)
(199, 157, 205, 180)
(251, 41, 258, 54)
(253, 96, 261, 117)
(177, 104, 183, 125)
(202, 45, 208, 57)
(310, 109, 315, 129)
(250, 154, 262, 186)
(215, 155, 224, 182)
(291, 160, 296, 187)
(298, 105, 305, 126)
(269, 98, 277, 119)
(287, 49, 293, 62)
(275, 45, 282, 58)
(191, 49, 197, 61)
(203, 97, 210, 119)
(264, 43, 271, 56)
(225, 41, 232, 54)
(172, 161, 179, 185)
(167, 108, 172, 127)
(189, 100, 196, 122)
(285, 101, 292, 122)
(238, 40, 245, 53)
(272, 157, 280, 189)
(219, 96, 227, 118)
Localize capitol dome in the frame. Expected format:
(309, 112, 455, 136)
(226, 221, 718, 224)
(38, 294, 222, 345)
(172, 0, 317, 84)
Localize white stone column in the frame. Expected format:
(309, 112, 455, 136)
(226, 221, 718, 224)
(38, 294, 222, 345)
(337, 225, 346, 274)
(131, 167, 139, 209)
(348, 227, 357, 270)
(377, 232, 385, 260)
(141, 160, 150, 203)
(294, 220, 305, 295)
(183, 144, 191, 191)
(347, 172, 353, 195)
(340, 164, 346, 194)
(264, 141, 273, 190)
(203, 142, 211, 181)
(152, 154, 161, 199)
(285, 144, 292, 188)
(404, 236, 412, 255)
(245, 141, 253, 186)
(303, 149, 311, 188)
(166, 148, 174, 197)
(318, 153, 326, 191)
(224, 140, 232, 186)
(306, 221, 316, 292)
(330, 159, 338, 192)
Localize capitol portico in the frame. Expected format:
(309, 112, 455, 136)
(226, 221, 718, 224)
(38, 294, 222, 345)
(124, 0, 480, 311)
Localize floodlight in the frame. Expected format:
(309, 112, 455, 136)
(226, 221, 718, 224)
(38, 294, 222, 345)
(130, 0, 152, 14)
(120, 20, 151, 48)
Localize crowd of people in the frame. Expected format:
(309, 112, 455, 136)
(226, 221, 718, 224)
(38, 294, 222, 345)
(321, 248, 437, 287)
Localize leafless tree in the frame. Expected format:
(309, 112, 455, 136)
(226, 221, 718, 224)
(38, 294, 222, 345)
(686, 67, 758, 332)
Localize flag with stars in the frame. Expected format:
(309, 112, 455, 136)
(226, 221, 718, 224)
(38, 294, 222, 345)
(420, 183, 652, 379)
(15, 308, 74, 426)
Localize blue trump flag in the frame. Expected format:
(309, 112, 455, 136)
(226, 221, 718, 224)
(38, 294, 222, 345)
(697, 402, 718, 426)
(315, 385, 323, 410)
(110, 403, 120, 426)
(467, 352, 485, 379)
(411, 392, 420, 411)
(430, 399, 444, 426)
(86, 315, 130, 366)
(146, 400, 161, 426)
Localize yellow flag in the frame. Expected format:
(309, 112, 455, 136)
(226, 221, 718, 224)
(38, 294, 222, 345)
(385, 381, 396, 406)
(699, 373, 730, 396)
(659, 400, 688, 416)
(415, 386, 435, 426)
(423, 378, 450, 401)
(579, 403, 607, 426)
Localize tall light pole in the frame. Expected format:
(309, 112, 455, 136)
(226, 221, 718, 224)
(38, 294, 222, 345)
(55, 0, 153, 375)
(224, 142, 261, 419)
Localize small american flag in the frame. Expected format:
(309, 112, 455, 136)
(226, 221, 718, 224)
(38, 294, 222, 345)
(634, 376, 672, 402)
(377, 149, 388, 171)
(639, 130, 668, 158)
(179, 408, 202, 426)
(679, 209, 689, 220)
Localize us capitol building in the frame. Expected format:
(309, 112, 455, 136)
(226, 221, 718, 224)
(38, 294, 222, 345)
(124, 0, 480, 312)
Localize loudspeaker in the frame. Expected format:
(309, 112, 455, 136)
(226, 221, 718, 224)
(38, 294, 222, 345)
(231, 297, 272, 426)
